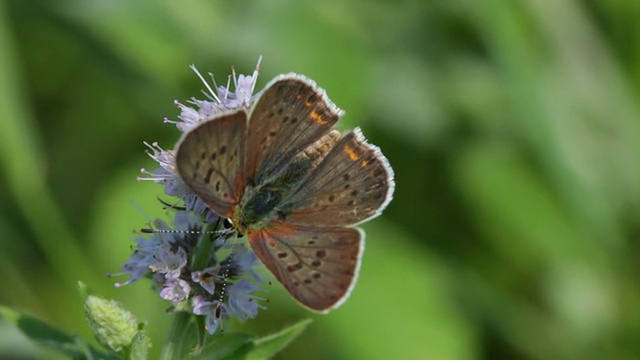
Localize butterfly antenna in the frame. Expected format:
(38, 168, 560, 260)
(139, 228, 229, 236)
(217, 241, 237, 308)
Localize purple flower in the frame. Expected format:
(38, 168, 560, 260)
(137, 142, 178, 184)
(117, 58, 270, 336)
(165, 57, 262, 133)
(115, 237, 159, 287)
(115, 210, 267, 330)
(233, 245, 264, 283)
(216, 68, 261, 109)
(151, 246, 188, 280)
(226, 278, 266, 322)
(192, 295, 229, 335)
(138, 59, 262, 215)
(192, 267, 220, 295)
(160, 278, 191, 304)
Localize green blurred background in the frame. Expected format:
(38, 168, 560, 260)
(1, 0, 640, 359)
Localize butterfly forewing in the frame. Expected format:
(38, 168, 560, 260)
(248, 224, 363, 312)
(175, 111, 248, 217)
(278, 128, 395, 227)
(245, 74, 342, 185)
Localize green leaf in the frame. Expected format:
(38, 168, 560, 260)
(0, 305, 118, 360)
(128, 330, 151, 360)
(244, 319, 312, 360)
(192, 332, 253, 360)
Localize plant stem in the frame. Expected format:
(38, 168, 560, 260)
(193, 231, 215, 270)
(160, 311, 192, 360)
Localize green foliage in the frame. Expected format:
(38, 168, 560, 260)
(2, 298, 309, 360)
(191, 319, 311, 360)
(243, 319, 311, 360)
(0, 305, 118, 360)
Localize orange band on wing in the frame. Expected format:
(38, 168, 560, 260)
(310, 110, 328, 125)
(343, 144, 359, 161)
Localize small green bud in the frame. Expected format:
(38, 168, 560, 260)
(84, 295, 140, 356)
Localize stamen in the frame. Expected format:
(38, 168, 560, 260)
(208, 72, 221, 97)
(225, 75, 232, 101)
(190, 64, 222, 103)
(231, 65, 238, 90)
(250, 55, 263, 94)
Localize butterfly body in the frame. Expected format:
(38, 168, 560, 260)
(234, 129, 342, 234)
(234, 178, 287, 234)
(176, 74, 394, 312)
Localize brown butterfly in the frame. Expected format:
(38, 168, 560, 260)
(175, 74, 394, 312)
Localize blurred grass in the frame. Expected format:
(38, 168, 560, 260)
(1, 0, 640, 359)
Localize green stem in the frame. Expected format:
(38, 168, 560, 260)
(160, 311, 192, 360)
(193, 224, 218, 270)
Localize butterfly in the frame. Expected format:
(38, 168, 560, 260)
(175, 73, 394, 312)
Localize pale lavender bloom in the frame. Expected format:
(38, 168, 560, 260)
(192, 295, 229, 335)
(172, 210, 202, 231)
(138, 59, 262, 217)
(191, 267, 220, 295)
(115, 237, 160, 287)
(233, 245, 264, 283)
(119, 58, 270, 335)
(160, 278, 191, 304)
(217, 70, 261, 109)
(226, 278, 266, 322)
(115, 219, 175, 287)
(116, 211, 267, 327)
(137, 142, 177, 184)
(151, 246, 187, 280)
(183, 192, 212, 217)
(164, 57, 262, 133)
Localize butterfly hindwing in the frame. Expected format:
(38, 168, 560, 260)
(245, 74, 342, 186)
(175, 111, 248, 217)
(247, 224, 363, 312)
(277, 128, 395, 227)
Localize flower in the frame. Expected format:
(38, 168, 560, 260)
(115, 237, 159, 287)
(117, 58, 268, 335)
(116, 211, 266, 333)
(151, 246, 188, 280)
(192, 267, 220, 295)
(160, 278, 191, 304)
(165, 56, 262, 133)
(226, 278, 266, 322)
(192, 295, 229, 335)
(137, 58, 262, 218)
(232, 244, 264, 283)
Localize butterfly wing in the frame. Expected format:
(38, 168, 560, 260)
(248, 224, 363, 312)
(175, 111, 248, 217)
(245, 74, 342, 185)
(278, 128, 395, 227)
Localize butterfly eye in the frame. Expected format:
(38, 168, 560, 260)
(223, 218, 234, 229)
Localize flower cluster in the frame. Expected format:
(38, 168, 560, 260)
(115, 58, 266, 334)
(137, 57, 262, 218)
